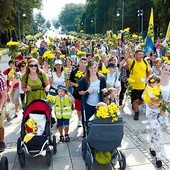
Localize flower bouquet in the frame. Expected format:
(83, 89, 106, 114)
(31, 48, 39, 59)
(124, 78, 135, 103)
(64, 67, 70, 90)
(6, 41, 20, 59)
(21, 45, 29, 56)
(46, 94, 55, 107)
(96, 102, 119, 123)
(42, 50, 55, 71)
(74, 70, 84, 83)
(98, 66, 110, 77)
(77, 51, 86, 58)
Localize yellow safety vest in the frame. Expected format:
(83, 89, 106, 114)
(55, 95, 72, 119)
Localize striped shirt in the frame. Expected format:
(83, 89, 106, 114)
(0, 74, 6, 91)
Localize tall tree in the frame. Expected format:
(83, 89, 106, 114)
(59, 3, 85, 32)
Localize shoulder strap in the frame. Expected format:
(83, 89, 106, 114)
(143, 59, 148, 72)
(129, 59, 135, 74)
(129, 59, 148, 75)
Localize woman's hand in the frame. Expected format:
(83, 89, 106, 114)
(87, 88, 93, 94)
(26, 86, 31, 91)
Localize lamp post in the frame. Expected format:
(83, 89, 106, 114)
(91, 14, 96, 34)
(137, 9, 143, 35)
(116, 1, 124, 31)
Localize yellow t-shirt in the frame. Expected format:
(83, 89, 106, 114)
(128, 59, 151, 90)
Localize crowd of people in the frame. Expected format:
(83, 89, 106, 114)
(0, 34, 170, 168)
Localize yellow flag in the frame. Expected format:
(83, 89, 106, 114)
(147, 8, 154, 42)
(166, 22, 170, 40)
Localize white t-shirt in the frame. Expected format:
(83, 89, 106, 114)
(50, 71, 65, 89)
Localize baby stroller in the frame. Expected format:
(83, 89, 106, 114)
(0, 156, 8, 170)
(17, 99, 57, 167)
(82, 113, 126, 170)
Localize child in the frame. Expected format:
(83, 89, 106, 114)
(142, 75, 163, 168)
(55, 85, 75, 142)
(103, 87, 124, 109)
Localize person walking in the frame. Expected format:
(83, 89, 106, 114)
(78, 60, 106, 137)
(54, 85, 75, 142)
(69, 57, 87, 127)
(21, 58, 50, 107)
(124, 49, 152, 120)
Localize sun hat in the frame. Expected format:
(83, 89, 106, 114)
(54, 59, 62, 65)
(57, 85, 67, 91)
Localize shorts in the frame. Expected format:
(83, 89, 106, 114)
(131, 89, 144, 102)
(57, 118, 69, 127)
(10, 87, 20, 105)
(75, 99, 81, 112)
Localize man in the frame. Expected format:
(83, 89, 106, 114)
(124, 49, 152, 120)
(0, 70, 7, 152)
(69, 57, 87, 127)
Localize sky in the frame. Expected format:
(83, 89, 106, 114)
(41, 0, 86, 19)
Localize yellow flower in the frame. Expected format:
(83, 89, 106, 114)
(132, 34, 138, 39)
(8, 69, 15, 78)
(64, 67, 69, 72)
(46, 94, 55, 104)
(99, 66, 110, 75)
(150, 78, 155, 83)
(127, 78, 135, 84)
(123, 27, 130, 33)
(6, 41, 20, 47)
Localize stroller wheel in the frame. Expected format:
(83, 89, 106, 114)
(18, 150, 25, 167)
(85, 151, 92, 170)
(0, 156, 8, 170)
(17, 138, 21, 155)
(52, 135, 57, 154)
(118, 150, 126, 170)
(82, 139, 87, 160)
(46, 149, 52, 166)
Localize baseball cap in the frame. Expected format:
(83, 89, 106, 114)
(54, 59, 62, 65)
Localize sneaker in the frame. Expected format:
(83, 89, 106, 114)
(77, 120, 82, 127)
(149, 148, 156, 156)
(133, 112, 139, 120)
(0, 142, 5, 152)
(65, 134, 70, 142)
(60, 135, 65, 142)
(156, 158, 162, 168)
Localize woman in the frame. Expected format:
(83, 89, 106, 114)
(3, 59, 20, 117)
(41, 58, 51, 78)
(147, 61, 170, 168)
(21, 58, 50, 106)
(17, 60, 26, 108)
(49, 59, 65, 96)
(78, 60, 106, 136)
(152, 58, 162, 76)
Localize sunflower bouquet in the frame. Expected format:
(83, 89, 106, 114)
(6, 41, 20, 59)
(96, 102, 119, 122)
(74, 70, 84, 83)
(42, 50, 55, 71)
(46, 94, 55, 107)
(98, 66, 110, 76)
(124, 78, 135, 102)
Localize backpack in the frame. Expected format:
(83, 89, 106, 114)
(129, 59, 148, 75)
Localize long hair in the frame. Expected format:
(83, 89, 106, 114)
(85, 60, 101, 84)
(22, 58, 43, 85)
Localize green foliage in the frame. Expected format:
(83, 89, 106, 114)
(59, 3, 85, 32)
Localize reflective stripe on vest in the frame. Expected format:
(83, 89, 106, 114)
(55, 95, 72, 119)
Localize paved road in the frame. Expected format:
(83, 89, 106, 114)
(1, 52, 170, 170)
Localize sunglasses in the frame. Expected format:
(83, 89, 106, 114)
(21, 65, 26, 67)
(29, 64, 38, 68)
